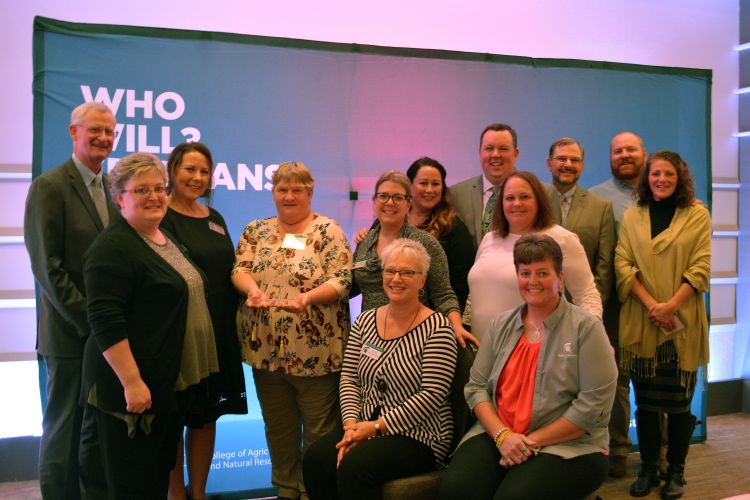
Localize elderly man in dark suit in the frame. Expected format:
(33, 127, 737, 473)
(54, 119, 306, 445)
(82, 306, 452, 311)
(24, 101, 119, 500)
(449, 123, 519, 248)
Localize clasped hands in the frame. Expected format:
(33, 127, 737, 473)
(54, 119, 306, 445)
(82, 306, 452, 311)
(497, 432, 539, 469)
(647, 301, 678, 332)
(245, 288, 310, 313)
(335, 420, 376, 468)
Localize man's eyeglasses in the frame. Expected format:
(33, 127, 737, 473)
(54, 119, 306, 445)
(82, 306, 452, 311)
(374, 193, 410, 205)
(382, 268, 421, 279)
(551, 156, 582, 165)
(123, 186, 167, 197)
(77, 125, 118, 138)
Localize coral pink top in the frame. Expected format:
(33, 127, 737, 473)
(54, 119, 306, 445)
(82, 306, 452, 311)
(495, 335, 541, 434)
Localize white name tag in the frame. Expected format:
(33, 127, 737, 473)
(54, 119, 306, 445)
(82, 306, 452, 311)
(361, 342, 383, 360)
(208, 221, 226, 235)
(281, 233, 306, 250)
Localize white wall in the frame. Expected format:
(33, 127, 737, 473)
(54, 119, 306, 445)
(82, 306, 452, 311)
(0, 0, 742, 432)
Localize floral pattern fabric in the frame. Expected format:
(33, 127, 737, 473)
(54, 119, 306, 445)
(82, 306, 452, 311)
(233, 214, 352, 376)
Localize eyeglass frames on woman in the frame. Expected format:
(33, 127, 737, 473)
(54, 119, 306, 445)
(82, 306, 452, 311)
(122, 186, 167, 197)
(382, 268, 422, 279)
(374, 192, 410, 205)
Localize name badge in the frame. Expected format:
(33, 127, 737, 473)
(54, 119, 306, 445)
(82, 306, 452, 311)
(208, 221, 226, 235)
(361, 342, 383, 360)
(353, 260, 368, 270)
(281, 233, 306, 250)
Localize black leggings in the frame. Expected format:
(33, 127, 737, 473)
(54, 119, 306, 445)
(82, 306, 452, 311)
(303, 426, 435, 500)
(438, 433, 608, 500)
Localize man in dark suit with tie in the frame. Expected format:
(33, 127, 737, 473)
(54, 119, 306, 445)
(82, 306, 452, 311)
(449, 123, 519, 248)
(24, 101, 118, 500)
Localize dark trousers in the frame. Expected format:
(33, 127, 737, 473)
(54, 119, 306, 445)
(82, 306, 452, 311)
(79, 404, 181, 500)
(303, 427, 435, 500)
(39, 355, 84, 500)
(438, 434, 608, 500)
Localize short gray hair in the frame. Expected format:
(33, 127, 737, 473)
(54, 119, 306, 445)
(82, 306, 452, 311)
(70, 102, 114, 126)
(108, 152, 166, 197)
(381, 238, 431, 274)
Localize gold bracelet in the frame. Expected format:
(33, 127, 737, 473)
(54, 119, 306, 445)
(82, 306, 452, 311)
(491, 426, 509, 442)
(495, 429, 512, 449)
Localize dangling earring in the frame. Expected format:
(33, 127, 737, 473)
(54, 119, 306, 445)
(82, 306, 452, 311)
(418, 288, 425, 298)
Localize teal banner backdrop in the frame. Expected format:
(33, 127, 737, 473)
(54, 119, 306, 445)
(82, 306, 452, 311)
(32, 16, 711, 496)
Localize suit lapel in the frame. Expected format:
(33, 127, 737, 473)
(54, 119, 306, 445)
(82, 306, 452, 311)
(102, 174, 120, 223)
(548, 187, 563, 225)
(565, 188, 587, 230)
(65, 160, 104, 231)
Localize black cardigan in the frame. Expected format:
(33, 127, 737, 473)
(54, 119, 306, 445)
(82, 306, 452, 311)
(81, 219, 193, 414)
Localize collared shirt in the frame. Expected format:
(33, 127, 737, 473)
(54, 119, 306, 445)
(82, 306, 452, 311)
(72, 154, 105, 202)
(482, 175, 496, 209)
(589, 177, 637, 232)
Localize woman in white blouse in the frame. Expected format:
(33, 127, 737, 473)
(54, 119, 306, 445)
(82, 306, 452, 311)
(468, 171, 601, 342)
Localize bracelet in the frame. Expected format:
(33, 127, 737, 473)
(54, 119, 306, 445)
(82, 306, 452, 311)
(374, 422, 381, 437)
(495, 429, 512, 449)
(491, 426, 509, 443)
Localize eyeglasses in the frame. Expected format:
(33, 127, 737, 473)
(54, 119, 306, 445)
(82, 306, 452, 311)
(123, 186, 167, 197)
(551, 156, 582, 165)
(374, 192, 410, 205)
(77, 125, 118, 138)
(382, 268, 421, 279)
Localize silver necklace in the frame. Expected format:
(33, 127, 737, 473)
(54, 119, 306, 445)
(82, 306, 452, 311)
(526, 318, 543, 342)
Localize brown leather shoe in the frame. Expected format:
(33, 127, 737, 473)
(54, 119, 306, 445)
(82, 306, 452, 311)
(609, 455, 628, 478)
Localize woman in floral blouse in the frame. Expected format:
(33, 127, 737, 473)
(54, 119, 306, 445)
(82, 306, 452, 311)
(232, 161, 352, 500)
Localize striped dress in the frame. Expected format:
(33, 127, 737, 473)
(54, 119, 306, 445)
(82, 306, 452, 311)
(340, 308, 458, 465)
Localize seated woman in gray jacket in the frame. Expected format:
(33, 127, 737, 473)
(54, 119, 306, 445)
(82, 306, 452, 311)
(439, 234, 617, 500)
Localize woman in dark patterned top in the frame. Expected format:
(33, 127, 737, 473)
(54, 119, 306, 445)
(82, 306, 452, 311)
(161, 142, 247, 500)
(406, 157, 475, 312)
(304, 239, 457, 500)
(351, 170, 477, 347)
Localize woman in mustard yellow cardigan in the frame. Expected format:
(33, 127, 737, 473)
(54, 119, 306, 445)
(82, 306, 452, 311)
(615, 150, 710, 500)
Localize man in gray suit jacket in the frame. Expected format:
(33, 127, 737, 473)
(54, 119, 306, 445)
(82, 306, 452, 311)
(449, 123, 519, 248)
(24, 102, 118, 500)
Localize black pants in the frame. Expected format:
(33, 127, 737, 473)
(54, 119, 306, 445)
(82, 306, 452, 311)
(78, 404, 181, 500)
(39, 355, 84, 500)
(303, 426, 435, 500)
(438, 434, 608, 500)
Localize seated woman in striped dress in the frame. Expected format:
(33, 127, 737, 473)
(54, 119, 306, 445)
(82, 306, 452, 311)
(303, 239, 458, 500)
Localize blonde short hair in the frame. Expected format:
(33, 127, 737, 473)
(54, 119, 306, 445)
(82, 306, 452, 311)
(108, 152, 166, 197)
(272, 161, 315, 191)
